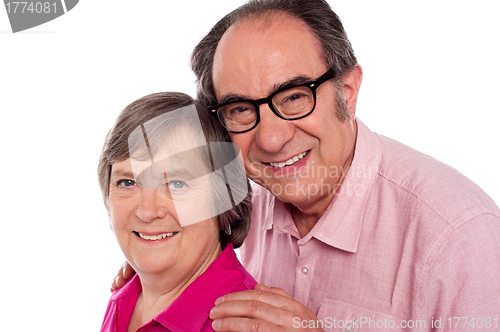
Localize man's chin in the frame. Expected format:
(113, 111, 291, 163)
(259, 178, 338, 205)
(261, 180, 309, 202)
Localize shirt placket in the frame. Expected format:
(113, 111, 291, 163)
(294, 240, 314, 306)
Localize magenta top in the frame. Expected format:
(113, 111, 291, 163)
(101, 245, 257, 332)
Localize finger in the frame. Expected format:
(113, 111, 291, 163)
(212, 316, 287, 332)
(122, 261, 135, 279)
(115, 275, 126, 289)
(215, 289, 291, 309)
(111, 261, 136, 292)
(110, 274, 121, 292)
(111, 276, 123, 292)
(254, 284, 293, 298)
(210, 299, 293, 327)
(111, 262, 126, 292)
(110, 279, 117, 293)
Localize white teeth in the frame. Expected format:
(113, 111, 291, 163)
(269, 151, 308, 168)
(138, 232, 175, 241)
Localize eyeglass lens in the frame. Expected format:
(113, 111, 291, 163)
(219, 86, 315, 132)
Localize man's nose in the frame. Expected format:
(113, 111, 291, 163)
(254, 104, 295, 153)
(136, 188, 169, 222)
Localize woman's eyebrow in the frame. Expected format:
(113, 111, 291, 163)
(162, 159, 211, 180)
(111, 169, 135, 179)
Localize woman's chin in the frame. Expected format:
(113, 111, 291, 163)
(126, 251, 176, 276)
(135, 263, 175, 276)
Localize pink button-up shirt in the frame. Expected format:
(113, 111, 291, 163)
(101, 245, 257, 332)
(240, 120, 500, 331)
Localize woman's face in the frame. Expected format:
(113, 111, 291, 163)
(108, 131, 221, 279)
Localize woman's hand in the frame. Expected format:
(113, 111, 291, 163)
(110, 261, 136, 292)
(209, 284, 325, 331)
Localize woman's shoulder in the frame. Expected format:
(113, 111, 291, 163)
(228, 248, 258, 292)
(205, 245, 258, 292)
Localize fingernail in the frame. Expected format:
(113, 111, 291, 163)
(214, 295, 225, 305)
(115, 276, 120, 285)
(212, 319, 221, 330)
(123, 265, 127, 276)
(209, 306, 217, 319)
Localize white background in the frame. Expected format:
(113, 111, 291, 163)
(1, 1, 499, 330)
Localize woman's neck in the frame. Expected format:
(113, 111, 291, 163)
(128, 242, 222, 331)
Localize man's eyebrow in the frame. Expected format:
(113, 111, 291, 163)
(218, 75, 312, 104)
(219, 94, 248, 105)
(270, 75, 311, 95)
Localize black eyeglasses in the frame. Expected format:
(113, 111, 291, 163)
(209, 69, 336, 133)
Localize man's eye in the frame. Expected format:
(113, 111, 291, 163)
(283, 92, 307, 103)
(229, 106, 252, 116)
(223, 104, 257, 126)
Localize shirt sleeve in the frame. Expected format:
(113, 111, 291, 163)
(422, 213, 500, 330)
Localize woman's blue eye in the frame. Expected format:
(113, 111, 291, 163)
(117, 179, 136, 187)
(168, 180, 186, 190)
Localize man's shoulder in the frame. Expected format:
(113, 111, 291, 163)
(374, 133, 500, 226)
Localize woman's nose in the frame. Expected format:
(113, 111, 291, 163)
(136, 189, 169, 222)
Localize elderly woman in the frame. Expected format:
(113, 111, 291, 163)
(98, 92, 256, 331)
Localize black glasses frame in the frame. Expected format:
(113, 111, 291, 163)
(209, 68, 336, 133)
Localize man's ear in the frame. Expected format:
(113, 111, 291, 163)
(342, 64, 363, 118)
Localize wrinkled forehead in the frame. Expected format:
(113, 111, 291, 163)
(213, 14, 324, 101)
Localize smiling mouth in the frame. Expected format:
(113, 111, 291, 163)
(268, 151, 309, 168)
(134, 232, 177, 241)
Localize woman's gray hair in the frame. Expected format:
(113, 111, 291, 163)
(97, 92, 252, 248)
(191, 0, 357, 122)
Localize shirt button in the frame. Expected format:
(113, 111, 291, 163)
(301, 267, 309, 275)
(345, 324, 354, 332)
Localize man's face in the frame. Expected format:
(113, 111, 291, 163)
(212, 15, 359, 213)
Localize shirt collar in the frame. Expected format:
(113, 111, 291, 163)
(263, 119, 381, 252)
(155, 244, 247, 331)
(109, 245, 248, 331)
(110, 273, 142, 332)
(267, 199, 302, 238)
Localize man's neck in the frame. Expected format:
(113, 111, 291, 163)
(290, 205, 325, 238)
(290, 122, 357, 238)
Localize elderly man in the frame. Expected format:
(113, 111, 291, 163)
(115, 0, 500, 331)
